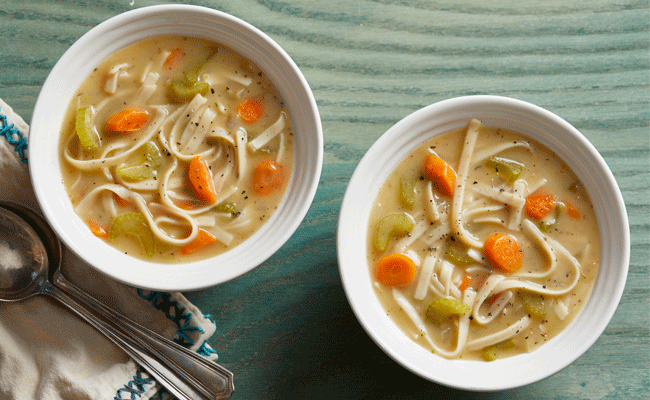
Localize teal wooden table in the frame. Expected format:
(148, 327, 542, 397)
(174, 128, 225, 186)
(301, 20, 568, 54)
(2, 0, 648, 398)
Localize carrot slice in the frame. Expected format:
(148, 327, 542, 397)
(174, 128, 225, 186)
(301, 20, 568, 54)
(458, 274, 472, 292)
(472, 275, 489, 290)
(237, 98, 264, 122)
(525, 189, 556, 220)
(483, 233, 522, 272)
(375, 253, 417, 286)
(188, 156, 217, 204)
(87, 218, 107, 238)
(484, 293, 501, 306)
(423, 153, 456, 197)
(105, 109, 149, 133)
(163, 48, 184, 70)
(564, 199, 581, 219)
(181, 229, 217, 255)
(252, 160, 285, 195)
(113, 192, 130, 207)
(173, 199, 203, 210)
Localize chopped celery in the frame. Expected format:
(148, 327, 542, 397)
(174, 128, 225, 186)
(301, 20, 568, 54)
(482, 345, 498, 361)
(374, 212, 414, 252)
(518, 291, 547, 319)
(445, 236, 475, 266)
(538, 203, 563, 232)
(425, 298, 472, 323)
(117, 142, 162, 181)
(183, 71, 199, 86)
(184, 47, 218, 84)
(168, 80, 210, 103)
(216, 202, 237, 215)
(399, 178, 416, 209)
(108, 213, 155, 257)
(481, 338, 516, 361)
(169, 48, 216, 103)
(538, 221, 554, 232)
(75, 106, 100, 152)
(485, 156, 524, 185)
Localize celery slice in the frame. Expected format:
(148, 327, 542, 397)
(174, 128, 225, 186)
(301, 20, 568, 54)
(216, 202, 237, 215)
(108, 213, 155, 257)
(374, 212, 414, 252)
(518, 291, 547, 319)
(183, 47, 218, 85)
(482, 345, 498, 361)
(538, 221, 554, 232)
(168, 81, 210, 103)
(399, 178, 416, 209)
(538, 203, 564, 232)
(425, 298, 472, 323)
(117, 142, 162, 181)
(75, 106, 100, 152)
(168, 49, 215, 103)
(481, 338, 516, 361)
(445, 236, 474, 266)
(485, 156, 524, 185)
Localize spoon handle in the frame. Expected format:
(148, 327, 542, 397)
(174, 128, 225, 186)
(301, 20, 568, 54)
(45, 274, 234, 400)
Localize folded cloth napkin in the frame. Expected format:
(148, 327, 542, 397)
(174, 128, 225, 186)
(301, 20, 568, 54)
(0, 98, 219, 400)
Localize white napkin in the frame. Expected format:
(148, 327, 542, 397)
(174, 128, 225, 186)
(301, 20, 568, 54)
(0, 98, 219, 400)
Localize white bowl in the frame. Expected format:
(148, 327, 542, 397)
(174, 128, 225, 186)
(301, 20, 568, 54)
(29, 5, 322, 291)
(337, 95, 629, 391)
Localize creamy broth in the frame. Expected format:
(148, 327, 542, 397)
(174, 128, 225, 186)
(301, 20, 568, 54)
(59, 36, 294, 262)
(367, 119, 599, 360)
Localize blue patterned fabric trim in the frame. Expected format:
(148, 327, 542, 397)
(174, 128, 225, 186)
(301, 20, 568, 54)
(114, 367, 155, 400)
(114, 366, 175, 400)
(196, 339, 219, 358)
(114, 290, 215, 399)
(0, 107, 29, 164)
(136, 290, 205, 347)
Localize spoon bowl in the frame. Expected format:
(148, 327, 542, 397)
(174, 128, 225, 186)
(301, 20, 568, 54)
(0, 204, 56, 301)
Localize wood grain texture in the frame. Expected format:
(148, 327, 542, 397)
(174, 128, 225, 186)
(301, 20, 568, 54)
(1, 0, 648, 398)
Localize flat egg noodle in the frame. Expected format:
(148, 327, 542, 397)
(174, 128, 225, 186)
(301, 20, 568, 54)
(166, 94, 210, 161)
(466, 315, 531, 351)
(509, 179, 527, 230)
(182, 107, 217, 153)
(74, 183, 199, 245)
(471, 140, 531, 165)
(247, 111, 286, 152)
(393, 288, 476, 358)
(450, 119, 483, 248)
(235, 128, 247, 178)
(414, 251, 439, 300)
(424, 180, 441, 221)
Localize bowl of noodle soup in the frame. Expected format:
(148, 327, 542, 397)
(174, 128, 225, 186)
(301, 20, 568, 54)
(29, 5, 322, 291)
(337, 96, 628, 390)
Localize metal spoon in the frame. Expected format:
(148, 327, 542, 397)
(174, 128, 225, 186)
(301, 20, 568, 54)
(0, 202, 234, 400)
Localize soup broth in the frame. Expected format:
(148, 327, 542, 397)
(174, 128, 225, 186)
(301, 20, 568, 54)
(59, 36, 294, 263)
(367, 119, 599, 360)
